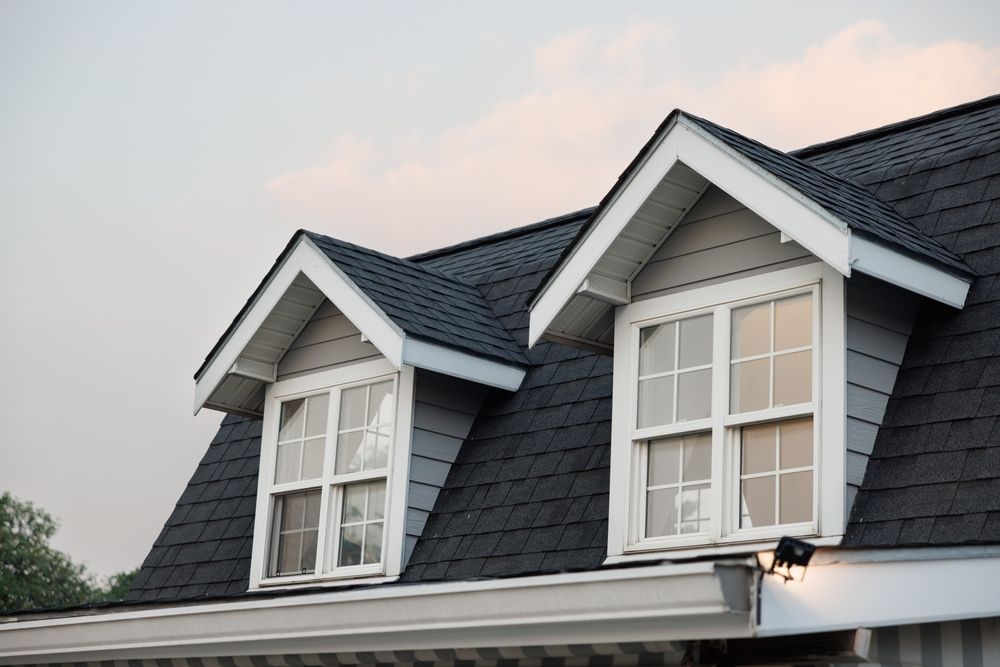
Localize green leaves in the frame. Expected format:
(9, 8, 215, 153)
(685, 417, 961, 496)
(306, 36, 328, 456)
(0, 492, 138, 614)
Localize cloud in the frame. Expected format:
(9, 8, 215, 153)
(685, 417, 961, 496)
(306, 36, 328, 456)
(266, 20, 1000, 255)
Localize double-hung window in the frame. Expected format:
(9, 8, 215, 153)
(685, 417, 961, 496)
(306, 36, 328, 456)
(252, 359, 409, 586)
(616, 265, 838, 554)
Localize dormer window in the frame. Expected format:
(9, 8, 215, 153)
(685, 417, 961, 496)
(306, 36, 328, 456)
(252, 359, 412, 586)
(611, 263, 843, 557)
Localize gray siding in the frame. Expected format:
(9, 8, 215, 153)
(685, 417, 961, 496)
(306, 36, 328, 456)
(405, 370, 487, 564)
(844, 274, 920, 514)
(276, 300, 382, 380)
(632, 186, 813, 301)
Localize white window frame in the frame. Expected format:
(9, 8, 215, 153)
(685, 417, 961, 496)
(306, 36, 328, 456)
(249, 358, 415, 589)
(608, 262, 845, 561)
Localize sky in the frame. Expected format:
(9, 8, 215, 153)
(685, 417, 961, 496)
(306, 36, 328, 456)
(1, 1, 999, 578)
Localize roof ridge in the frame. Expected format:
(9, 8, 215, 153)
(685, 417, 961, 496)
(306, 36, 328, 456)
(791, 93, 1000, 158)
(406, 207, 596, 263)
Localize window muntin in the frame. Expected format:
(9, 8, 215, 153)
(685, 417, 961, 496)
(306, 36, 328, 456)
(264, 375, 396, 581)
(643, 433, 712, 538)
(630, 286, 818, 549)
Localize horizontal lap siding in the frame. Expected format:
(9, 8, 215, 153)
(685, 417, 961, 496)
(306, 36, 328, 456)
(276, 300, 382, 379)
(405, 370, 487, 565)
(845, 275, 920, 513)
(631, 186, 813, 301)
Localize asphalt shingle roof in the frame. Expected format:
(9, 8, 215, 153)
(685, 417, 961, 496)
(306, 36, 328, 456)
(799, 95, 1000, 547)
(682, 112, 972, 276)
(132, 95, 1000, 603)
(304, 232, 527, 367)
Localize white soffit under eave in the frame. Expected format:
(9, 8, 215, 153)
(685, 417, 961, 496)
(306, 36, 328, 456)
(195, 237, 526, 415)
(850, 235, 970, 309)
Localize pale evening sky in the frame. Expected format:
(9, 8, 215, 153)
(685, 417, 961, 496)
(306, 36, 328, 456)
(1, 1, 999, 577)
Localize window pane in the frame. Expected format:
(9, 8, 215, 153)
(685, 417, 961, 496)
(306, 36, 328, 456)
(741, 476, 775, 528)
(677, 369, 711, 422)
(336, 431, 364, 474)
(646, 487, 678, 537)
(270, 489, 321, 576)
(679, 484, 710, 534)
(367, 381, 394, 427)
(678, 315, 713, 369)
(368, 481, 387, 521)
(339, 525, 363, 567)
(682, 433, 712, 482)
(639, 323, 675, 376)
(774, 350, 811, 406)
(342, 484, 366, 523)
(779, 472, 812, 523)
(648, 437, 680, 486)
(780, 471, 813, 524)
(339, 386, 367, 431)
(638, 376, 674, 428)
(742, 424, 776, 474)
(275, 442, 301, 484)
(301, 438, 325, 480)
(731, 358, 769, 413)
(305, 488, 322, 527)
(731, 302, 770, 358)
(779, 418, 813, 469)
(364, 429, 391, 470)
(774, 294, 811, 351)
(301, 529, 318, 570)
(277, 532, 301, 575)
(279, 399, 305, 442)
(305, 394, 329, 438)
(363, 523, 383, 564)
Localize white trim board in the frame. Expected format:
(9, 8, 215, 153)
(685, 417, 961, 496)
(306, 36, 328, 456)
(529, 114, 970, 347)
(195, 237, 525, 415)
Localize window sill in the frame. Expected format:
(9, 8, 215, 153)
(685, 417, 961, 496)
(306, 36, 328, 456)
(608, 534, 842, 565)
(252, 571, 396, 591)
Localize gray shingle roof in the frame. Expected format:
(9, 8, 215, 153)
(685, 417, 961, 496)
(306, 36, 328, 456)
(304, 232, 527, 366)
(132, 96, 1000, 604)
(804, 95, 1000, 547)
(682, 112, 972, 276)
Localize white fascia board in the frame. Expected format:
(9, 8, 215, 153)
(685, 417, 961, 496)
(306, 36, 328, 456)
(757, 552, 1000, 637)
(402, 337, 526, 391)
(528, 117, 854, 347)
(850, 235, 971, 308)
(0, 561, 754, 663)
(194, 237, 405, 415)
(528, 121, 682, 347)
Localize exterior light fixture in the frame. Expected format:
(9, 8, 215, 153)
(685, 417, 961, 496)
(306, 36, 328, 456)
(768, 536, 815, 582)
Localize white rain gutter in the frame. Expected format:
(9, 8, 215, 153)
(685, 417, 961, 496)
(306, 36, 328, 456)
(0, 560, 755, 664)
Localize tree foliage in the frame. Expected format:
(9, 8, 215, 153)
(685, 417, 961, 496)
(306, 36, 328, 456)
(0, 492, 138, 613)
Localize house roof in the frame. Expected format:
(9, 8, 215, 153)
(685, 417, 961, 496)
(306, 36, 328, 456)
(683, 112, 972, 276)
(129, 95, 1000, 603)
(303, 232, 528, 366)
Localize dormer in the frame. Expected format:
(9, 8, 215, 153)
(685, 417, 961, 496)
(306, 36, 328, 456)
(528, 110, 975, 561)
(194, 232, 527, 587)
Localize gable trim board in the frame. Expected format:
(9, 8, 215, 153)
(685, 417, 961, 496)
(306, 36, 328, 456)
(195, 236, 527, 416)
(529, 114, 973, 348)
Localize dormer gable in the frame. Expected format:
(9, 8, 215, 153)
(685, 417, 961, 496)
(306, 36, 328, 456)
(195, 231, 527, 417)
(528, 110, 973, 351)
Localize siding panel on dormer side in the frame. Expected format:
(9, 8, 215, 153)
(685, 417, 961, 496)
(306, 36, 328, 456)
(276, 300, 382, 380)
(631, 186, 813, 301)
(404, 370, 487, 565)
(844, 275, 920, 514)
